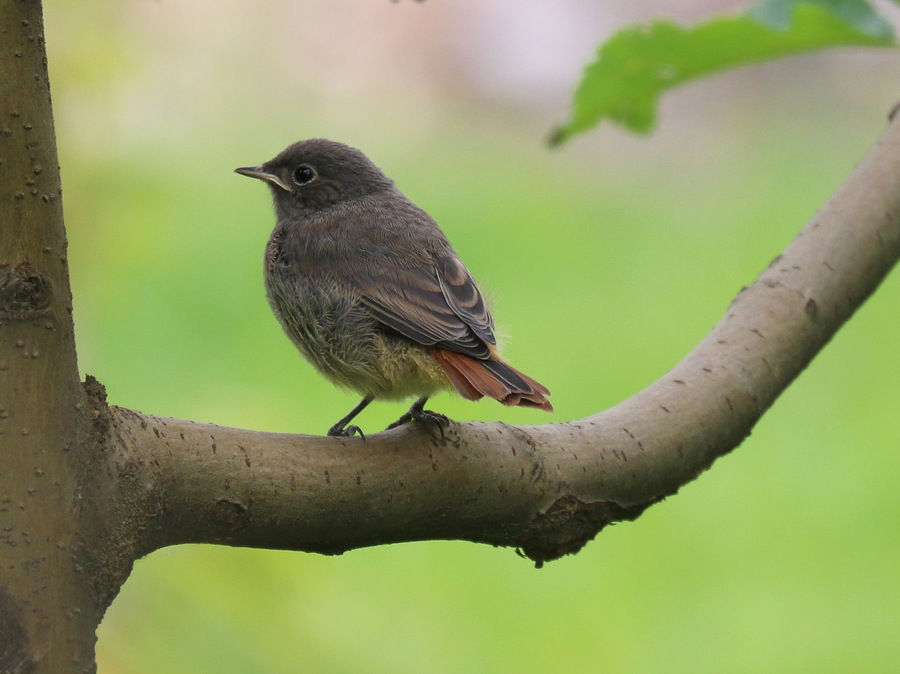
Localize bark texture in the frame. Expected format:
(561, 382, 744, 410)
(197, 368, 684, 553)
(0, 2, 99, 672)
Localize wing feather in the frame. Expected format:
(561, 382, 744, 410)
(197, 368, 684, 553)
(358, 254, 495, 359)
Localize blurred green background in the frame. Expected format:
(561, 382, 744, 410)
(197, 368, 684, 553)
(42, 0, 900, 672)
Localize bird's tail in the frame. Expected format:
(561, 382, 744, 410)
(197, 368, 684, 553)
(432, 348, 553, 412)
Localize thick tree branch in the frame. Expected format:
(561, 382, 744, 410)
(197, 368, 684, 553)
(94, 111, 900, 574)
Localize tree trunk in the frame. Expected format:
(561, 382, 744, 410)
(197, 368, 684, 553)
(0, 2, 105, 671)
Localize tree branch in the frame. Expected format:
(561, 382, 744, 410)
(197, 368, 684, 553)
(96, 110, 900, 571)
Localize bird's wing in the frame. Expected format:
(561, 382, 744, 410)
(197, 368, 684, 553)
(358, 252, 496, 359)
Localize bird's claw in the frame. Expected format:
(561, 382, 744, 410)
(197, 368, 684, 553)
(327, 423, 366, 440)
(387, 408, 448, 439)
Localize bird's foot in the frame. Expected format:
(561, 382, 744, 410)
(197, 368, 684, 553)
(327, 423, 366, 440)
(327, 396, 374, 439)
(387, 398, 448, 438)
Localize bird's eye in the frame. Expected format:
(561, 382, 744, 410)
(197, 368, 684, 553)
(292, 165, 316, 185)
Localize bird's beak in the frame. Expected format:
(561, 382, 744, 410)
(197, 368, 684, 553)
(234, 165, 291, 191)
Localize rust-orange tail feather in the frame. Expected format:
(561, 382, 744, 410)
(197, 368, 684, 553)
(432, 348, 552, 412)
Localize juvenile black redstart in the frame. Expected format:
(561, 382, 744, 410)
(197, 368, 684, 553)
(236, 139, 551, 437)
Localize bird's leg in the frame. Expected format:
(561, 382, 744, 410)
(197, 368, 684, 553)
(387, 397, 449, 438)
(328, 395, 374, 438)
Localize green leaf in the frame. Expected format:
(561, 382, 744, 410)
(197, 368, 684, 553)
(749, 0, 894, 38)
(551, 3, 895, 144)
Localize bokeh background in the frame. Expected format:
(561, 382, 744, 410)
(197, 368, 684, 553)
(42, 0, 900, 671)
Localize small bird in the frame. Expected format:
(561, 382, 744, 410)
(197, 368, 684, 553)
(236, 139, 551, 437)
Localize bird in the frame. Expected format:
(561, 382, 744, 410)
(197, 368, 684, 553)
(236, 138, 551, 437)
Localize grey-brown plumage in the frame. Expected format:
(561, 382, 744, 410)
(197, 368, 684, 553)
(236, 138, 551, 436)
